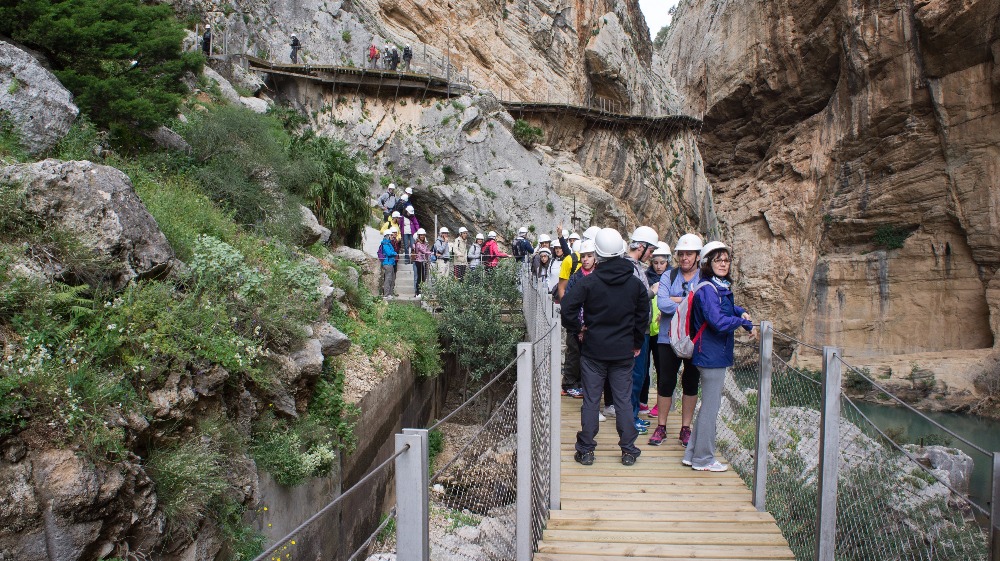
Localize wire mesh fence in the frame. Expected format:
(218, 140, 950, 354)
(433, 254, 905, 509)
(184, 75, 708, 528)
(526, 275, 556, 549)
(715, 327, 992, 561)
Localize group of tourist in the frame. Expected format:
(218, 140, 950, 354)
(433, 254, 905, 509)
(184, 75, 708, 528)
(553, 225, 756, 470)
(368, 42, 413, 71)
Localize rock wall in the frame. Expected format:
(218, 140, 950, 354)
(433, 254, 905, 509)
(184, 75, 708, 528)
(663, 0, 1000, 354)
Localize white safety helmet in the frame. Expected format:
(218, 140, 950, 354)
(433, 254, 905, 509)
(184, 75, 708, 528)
(291, 33, 297, 38)
(405, 205, 414, 213)
(518, 227, 528, 235)
(571, 240, 582, 253)
(594, 228, 625, 258)
(205, 24, 211, 29)
(630, 225, 659, 246)
(388, 226, 399, 234)
(458, 226, 468, 234)
(579, 240, 597, 255)
(415, 228, 427, 235)
(400, 193, 409, 201)
(568, 232, 581, 241)
(652, 242, 671, 258)
(439, 227, 450, 234)
(488, 231, 498, 239)
(538, 234, 551, 243)
(537, 247, 552, 255)
(391, 211, 401, 218)
(582, 226, 601, 241)
(699, 241, 731, 267)
(387, 183, 396, 190)
(476, 233, 485, 240)
(561, 229, 570, 238)
(675, 233, 705, 252)
(405, 187, 414, 195)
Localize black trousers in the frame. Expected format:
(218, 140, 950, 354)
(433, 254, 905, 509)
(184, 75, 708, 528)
(577, 355, 640, 456)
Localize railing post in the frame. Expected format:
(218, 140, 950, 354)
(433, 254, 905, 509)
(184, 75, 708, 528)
(816, 346, 842, 561)
(549, 296, 562, 511)
(395, 429, 429, 561)
(992, 452, 1000, 561)
(752, 321, 773, 511)
(516, 342, 533, 561)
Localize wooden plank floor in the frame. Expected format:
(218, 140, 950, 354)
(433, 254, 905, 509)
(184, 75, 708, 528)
(534, 397, 795, 561)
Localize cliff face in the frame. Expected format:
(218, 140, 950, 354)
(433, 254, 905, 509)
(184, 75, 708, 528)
(664, 0, 1000, 354)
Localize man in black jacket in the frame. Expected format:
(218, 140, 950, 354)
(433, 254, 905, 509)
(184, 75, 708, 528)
(561, 228, 649, 466)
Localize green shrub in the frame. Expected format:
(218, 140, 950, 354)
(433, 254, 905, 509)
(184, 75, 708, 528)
(512, 119, 543, 148)
(146, 438, 229, 536)
(341, 30, 352, 42)
(0, 0, 202, 145)
(251, 413, 337, 486)
(386, 304, 443, 378)
(309, 359, 360, 453)
(0, 113, 28, 162)
(873, 225, 911, 250)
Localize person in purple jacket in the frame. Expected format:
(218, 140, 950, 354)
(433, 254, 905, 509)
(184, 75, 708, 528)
(681, 241, 756, 472)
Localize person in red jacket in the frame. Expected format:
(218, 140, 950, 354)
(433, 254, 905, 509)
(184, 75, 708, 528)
(482, 230, 509, 269)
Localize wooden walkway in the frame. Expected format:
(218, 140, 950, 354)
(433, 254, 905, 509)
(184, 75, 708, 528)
(535, 397, 795, 560)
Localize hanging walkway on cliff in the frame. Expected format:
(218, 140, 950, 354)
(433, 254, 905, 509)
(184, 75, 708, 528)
(243, 55, 702, 135)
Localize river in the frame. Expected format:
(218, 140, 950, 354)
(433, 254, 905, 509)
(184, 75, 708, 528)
(850, 400, 1000, 510)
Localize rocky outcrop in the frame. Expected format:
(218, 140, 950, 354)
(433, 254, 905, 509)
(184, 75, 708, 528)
(0, 40, 79, 155)
(663, 0, 1000, 355)
(0, 159, 174, 286)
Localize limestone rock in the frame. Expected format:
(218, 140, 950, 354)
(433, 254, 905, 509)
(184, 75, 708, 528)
(240, 96, 270, 114)
(333, 245, 369, 264)
(299, 204, 332, 245)
(0, 40, 79, 154)
(315, 322, 351, 356)
(202, 66, 241, 104)
(147, 125, 191, 154)
(903, 445, 974, 494)
(0, 159, 174, 286)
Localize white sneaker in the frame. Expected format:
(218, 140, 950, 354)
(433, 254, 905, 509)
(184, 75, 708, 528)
(691, 461, 728, 472)
(603, 405, 616, 417)
(598, 412, 607, 422)
(681, 459, 692, 466)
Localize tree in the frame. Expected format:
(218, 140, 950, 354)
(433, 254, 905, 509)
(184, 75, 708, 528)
(0, 0, 202, 144)
(653, 25, 671, 49)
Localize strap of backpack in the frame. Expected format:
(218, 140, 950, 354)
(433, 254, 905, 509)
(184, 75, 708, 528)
(670, 268, 680, 286)
(571, 252, 579, 273)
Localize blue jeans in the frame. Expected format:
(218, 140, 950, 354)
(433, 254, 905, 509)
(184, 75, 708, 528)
(402, 234, 414, 263)
(631, 334, 649, 422)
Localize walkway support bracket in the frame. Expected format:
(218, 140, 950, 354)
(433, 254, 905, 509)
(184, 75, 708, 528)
(396, 429, 429, 561)
(549, 296, 562, 511)
(515, 342, 534, 561)
(816, 346, 842, 561)
(752, 321, 773, 511)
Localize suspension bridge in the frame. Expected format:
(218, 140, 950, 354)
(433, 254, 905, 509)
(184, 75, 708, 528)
(249, 271, 995, 561)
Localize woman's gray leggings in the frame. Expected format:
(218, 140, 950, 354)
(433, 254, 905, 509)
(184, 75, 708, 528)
(683, 367, 727, 468)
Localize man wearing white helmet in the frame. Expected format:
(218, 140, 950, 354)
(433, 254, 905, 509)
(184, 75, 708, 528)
(379, 228, 399, 299)
(453, 227, 470, 279)
(650, 233, 704, 446)
(289, 33, 301, 63)
(512, 226, 534, 264)
(202, 25, 212, 56)
(377, 183, 398, 221)
(432, 227, 452, 276)
(561, 228, 649, 467)
(625, 226, 659, 435)
(556, 224, 586, 301)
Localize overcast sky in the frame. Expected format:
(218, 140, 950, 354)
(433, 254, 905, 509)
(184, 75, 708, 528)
(639, 0, 680, 38)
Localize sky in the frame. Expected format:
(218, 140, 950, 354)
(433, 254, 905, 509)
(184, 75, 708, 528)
(639, 0, 680, 38)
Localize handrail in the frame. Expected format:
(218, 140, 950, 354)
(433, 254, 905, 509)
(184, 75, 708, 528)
(251, 444, 410, 561)
(426, 349, 523, 431)
(772, 328, 823, 352)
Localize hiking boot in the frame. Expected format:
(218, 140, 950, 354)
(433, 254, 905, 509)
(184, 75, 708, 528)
(692, 460, 728, 472)
(574, 451, 595, 466)
(621, 452, 638, 466)
(566, 388, 583, 399)
(634, 421, 648, 435)
(679, 426, 692, 447)
(647, 405, 659, 418)
(648, 425, 667, 446)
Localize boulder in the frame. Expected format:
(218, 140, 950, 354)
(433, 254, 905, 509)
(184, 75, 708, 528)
(240, 96, 270, 114)
(315, 322, 351, 356)
(299, 204, 332, 245)
(333, 245, 369, 264)
(202, 66, 241, 105)
(0, 159, 174, 286)
(147, 125, 191, 154)
(0, 40, 78, 154)
(903, 444, 974, 493)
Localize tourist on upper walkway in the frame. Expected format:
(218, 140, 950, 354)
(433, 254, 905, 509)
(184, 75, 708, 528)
(383, 44, 392, 69)
(560, 239, 597, 400)
(651, 233, 705, 447)
(432, 227, 452, 276)
(202, 25, 212, 56)
(468, 233, 484, 269)
(561, 228, 648, 467)
(482, 231, 508, 269)
(401, 206, 419, 264)
(682, 241, 755, 472)
(380, 228, 399, 299)
(413, 228, 431, 298)
(377, 183, 397, 221)
(625, 226, 659, 435)
(453, 227, 470, 279)
(390, 46, 400, 71)
(368, 42, 380, 68)
(290, 34, 302, 63)
(402, 45, 413, 71)
(512, 227, 534, 263)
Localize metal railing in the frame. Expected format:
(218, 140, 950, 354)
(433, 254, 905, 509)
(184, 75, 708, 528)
(716, 322, 992, 561)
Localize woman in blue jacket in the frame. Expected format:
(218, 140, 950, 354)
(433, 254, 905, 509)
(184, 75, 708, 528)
(682, 241, 755, 472)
